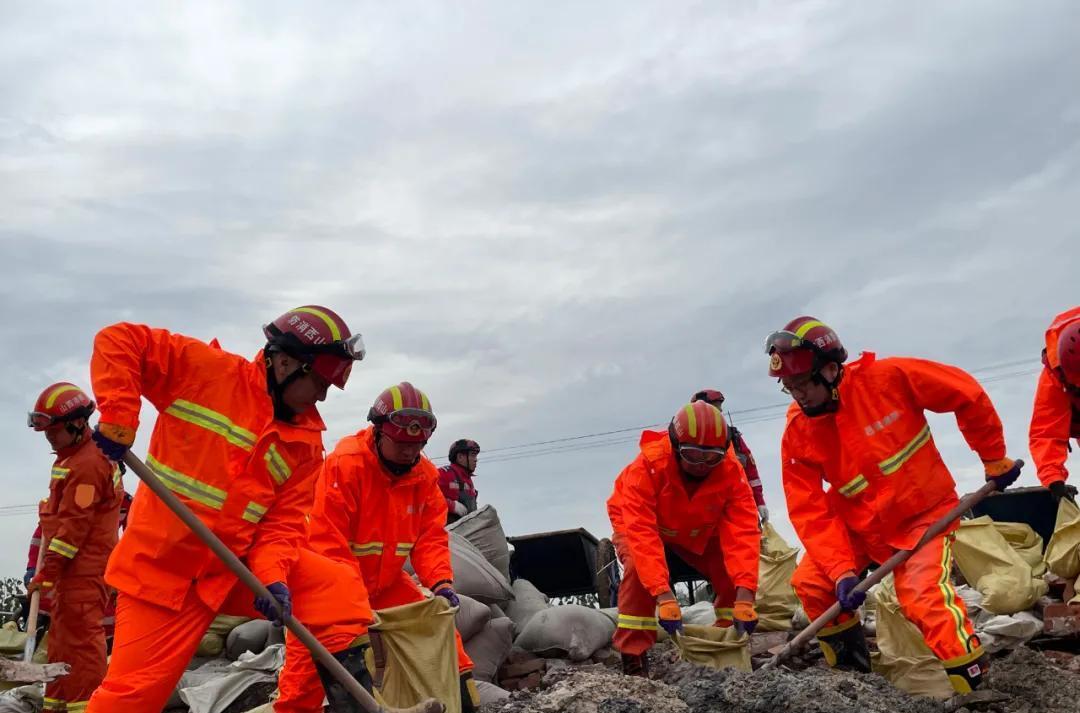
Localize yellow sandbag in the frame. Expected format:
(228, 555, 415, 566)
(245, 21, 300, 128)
(367, 597, 460, 713)
(0, 621, 28, 658)
(1044, 498, 1080, 579)
(196, 614, 251, 658)
(993, 521, 1046, 576)
(756, 523, 800, 631)
(953, 517, 1048, 614)
(674, 625, 751, 672)
(870, 575, 954, 700)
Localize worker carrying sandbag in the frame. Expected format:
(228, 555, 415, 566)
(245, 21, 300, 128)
(26, 382, 124, 713)
(82, 306, 364, 713)
(690, 389, 770, 524)
(276, 382, 478, 713)
(439, 439, 481, 523)
(606, 400, 761, 678)
(767, 315, 1024, 695)
(1030, 306, 1080, 503)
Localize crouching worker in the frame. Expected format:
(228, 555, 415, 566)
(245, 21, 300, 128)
(606, 400, 761, 677)
(276, 382, 477, 713)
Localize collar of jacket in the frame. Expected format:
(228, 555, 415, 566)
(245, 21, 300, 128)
(53, 427, 93, 460)
(448, 462, 475, 480)
(360, 426, 431, 485)
(249, 349, 327, 433)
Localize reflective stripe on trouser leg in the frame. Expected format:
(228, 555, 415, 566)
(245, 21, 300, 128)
(611, 533, 660, 657)
(893, 533, 982, 665)
(48, 578, 109, 710)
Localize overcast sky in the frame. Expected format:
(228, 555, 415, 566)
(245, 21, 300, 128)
(2, 2, 1078, 580)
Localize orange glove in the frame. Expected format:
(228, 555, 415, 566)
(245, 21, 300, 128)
(984, 457, 1023, 491)
(26, 572, 54, 596)
(657, 591, 682, 636)
(733, 599, 758, 636)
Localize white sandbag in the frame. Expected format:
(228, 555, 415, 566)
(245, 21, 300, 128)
(514, 605, 616, 662)
(488, 603, 507, 620)
(681, 601, 717, 626)
(0, 685, 41, 713)
(456, 594, 492, 642)
(977, 612, 1042, 654)
(179, 645, 284, 713)
(447, 504, 512, 581)
(448, 532, 514, 605)
(463, 617, 515, 683)
(476, 680, 511, 705)
(506, 578, 550, 631)
(226, 619, 272, 661)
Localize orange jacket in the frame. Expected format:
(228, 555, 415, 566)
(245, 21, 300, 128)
(37, 432, 124, 587)
(306, 427, 454, 609)
(1030, 306, 1080, 486)
(782, 352, 1006, 582)
(606, 430, 761, 597)
(91, 323, 326, 612)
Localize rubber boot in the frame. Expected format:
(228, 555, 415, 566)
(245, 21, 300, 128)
(620, 652, 649, 678)
(315, 644, 374, 713)
(945, 653, 989, 695)
(817, 619, 872, 673)
(460, 671, 480, 713)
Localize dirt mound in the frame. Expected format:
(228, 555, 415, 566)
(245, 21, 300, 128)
(492, 666, 688, 713)
(985, 647, 1080, 713)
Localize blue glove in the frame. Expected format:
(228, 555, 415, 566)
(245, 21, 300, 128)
(836, 575, 866, 612)
(254, 581, 292, 627)
(92, 427, 130, 461)
(23, 568, 34, 588)
(434, 583, 460, 608)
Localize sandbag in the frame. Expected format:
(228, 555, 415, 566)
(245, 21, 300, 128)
(953, 517, 1047, 614)
(226, 619, 272, 661)
(179, 645, 284, 713)
(462, 617, 515, 683)
(756, 522, 800, 631)
(448, 532, 514, 605)
(674, 625, 750, 672)
(0, 685, 41, 713)
(506, 578, 550, 631)
(456, 594, 492, 642)
(476, 680, 511, 705)
(681, 601, 717, 626)
(993, 521, 1046, 576)
(977, 612, 1042, 653)
(514, 605, 615, 662)
(197, 615, 251, 658)
(0, 623, 27, 658)
(870, 575, 954, 700)
(447, 505, 511, 581)
(369, 598, 461, 713)
(1045, 498, 1080, 579)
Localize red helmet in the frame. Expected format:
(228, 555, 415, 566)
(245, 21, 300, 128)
(669, 401, 729, 449)
(28, 383, 95, 431)
(368, 382, 437, 443)
(1058, 319, 1080, 386)
(766, 316, 847, 378)
(263, 305, 364, 389)
(691, 389, 725, 408)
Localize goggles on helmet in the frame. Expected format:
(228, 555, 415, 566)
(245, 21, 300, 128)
(305, 332, 366, 361)
(383, 408, 437, 441)
(677, 444, 727, 466)
(764, 330, 806, 354)
(27, 411, 57, 430)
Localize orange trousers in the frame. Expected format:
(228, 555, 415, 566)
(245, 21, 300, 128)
(275, 549, 473, 713)
(43, 576, 109, 713)
(611, 533, 736, 656)
(84, 584, 259, 713)
(792, 531, 982, 668)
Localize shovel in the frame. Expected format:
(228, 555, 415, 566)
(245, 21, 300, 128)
(764, 476, 1007, 669)
(23, 533, 47, 662)
(123, 451, 445, 713)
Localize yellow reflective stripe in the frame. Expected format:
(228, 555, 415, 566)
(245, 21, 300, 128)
(419, 389, 430, 411)
(242, 501, 269, 524)
(292, 307, 342, 341)
(395, 542, 414, 556)
(51, 466, 70, 480)
(617, 614, 658, 631)
(714, 607, 734, 620)
(878, 425, 932, 475)
(43, 698, 65, 711)
(658, 527, 678, 537)
(390, 385, 404, 411)
(146, 454, 227, 510)
(44, 384, 80, 408)
(112, 463, 122, 488)
(67, 702, 89, 713)
(938, 536, 975, 653)
(350, 541, 384, 556)
(165, 399, 257, 452)
(264, 444, 293, 486)
(839, 474, 869, 497)
(48, 538, 78, 559)
(684, 404, 698, 438)
(793, 320, 827, 339)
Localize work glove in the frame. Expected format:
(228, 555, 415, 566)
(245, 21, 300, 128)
(1049, 480, 1078, 504)
(732, 599, 758, 637)
(254, 581, 292, 627)
(757, 505, 769, 524)
(983, 457, 1024, 491)
(835, 573, 866, 613)
(452, 501, 469, 517)
(433, 582, 460, 608)
(92, 423, 135, 462)
(23, 568, 34, 588)
(26, 572, 53, 596)
(657, 591, 683, 636)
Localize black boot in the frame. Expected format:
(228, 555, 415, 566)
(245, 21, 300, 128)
(620, 652, 649, 678)
(315, 644, 374, 713)
(460, 671, 480, 713)
(817, 619, 872, 673)
(945, 653, 989, 695)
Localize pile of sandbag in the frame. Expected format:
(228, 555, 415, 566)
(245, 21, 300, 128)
(448, 505, 512, 582)
(1045, 498, 1080, 601)
(953, 516, 1048, 614)
(756, 523, 801, 631)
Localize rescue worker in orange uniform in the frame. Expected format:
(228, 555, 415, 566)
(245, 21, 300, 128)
(26, 383, 124, 713)
(606, 400, 761, 677)
(275, 382, 477, 713)
(690, 390, 770, 523)
(1030, 306, 1080, 502)
(768, 316, 1023, 694)
(83, 306, 364, 713)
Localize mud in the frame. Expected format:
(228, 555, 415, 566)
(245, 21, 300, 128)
(983, 647, 1080, 713)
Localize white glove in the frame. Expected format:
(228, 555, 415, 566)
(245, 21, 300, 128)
(757, 505, 769, 524)
(452, 501, 468, 517)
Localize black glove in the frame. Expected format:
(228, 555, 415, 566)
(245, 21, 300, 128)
(1049, 480, 1078, 504)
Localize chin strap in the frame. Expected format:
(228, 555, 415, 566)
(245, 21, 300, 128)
(265, 353, 309, 423)
(800, 364, 844, 417)
(374, 430, 420, 476)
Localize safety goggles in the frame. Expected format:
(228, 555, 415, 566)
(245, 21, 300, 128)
(677, 444, 727, 466)
(27, 411, 57, 431)
(387, 408, 437, 439)
(764, 330, 805, 354)
(307, 333, 366, 361)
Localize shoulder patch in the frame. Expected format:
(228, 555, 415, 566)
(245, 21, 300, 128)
(74, 483, 96, 509)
